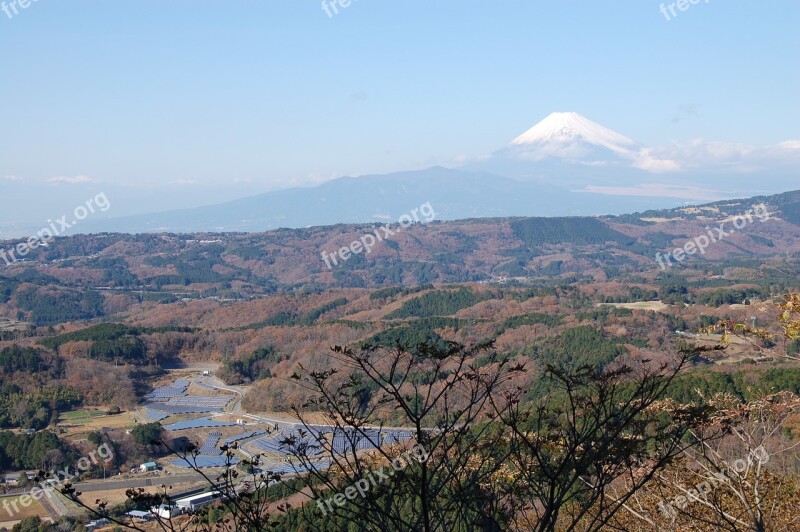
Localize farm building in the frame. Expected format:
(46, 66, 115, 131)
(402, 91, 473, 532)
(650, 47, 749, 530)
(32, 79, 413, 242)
(175, 491, 224, 511)
(139, 461, 158, 472)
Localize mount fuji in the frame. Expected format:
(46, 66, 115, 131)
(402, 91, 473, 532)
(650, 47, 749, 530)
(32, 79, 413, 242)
(472, 111, 682, 180)
(24, 111, 799, 235)
(506, 111, 642, 163)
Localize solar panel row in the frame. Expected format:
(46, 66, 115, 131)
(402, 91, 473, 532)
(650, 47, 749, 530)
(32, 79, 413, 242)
(142, 403, 222, 415)
(197, 432, 223, 455)
(170, 456, 239, 469)
(165, 396, 232, 408)
(143, 379, 191, 401)
(143, 387, 185, 401)
(172, 379, 191, 390)
(250, 435, 290, 454)
(165, 418, 240, 431)
(264, 460, 332, 476)
(143, 407, 170, 421)
(249, 428, 414, 457)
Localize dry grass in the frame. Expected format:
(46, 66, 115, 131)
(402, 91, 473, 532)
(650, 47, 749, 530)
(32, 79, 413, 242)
(58, 410, 138, 438)
(87, 482, 208, 508)
(0, 493, 49, 527)
(598, 301, 670, 312)
(82, 412, 138, 430)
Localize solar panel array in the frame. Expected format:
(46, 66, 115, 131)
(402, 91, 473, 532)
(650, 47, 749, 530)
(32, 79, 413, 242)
(165, 418, 239, 431)
(165, 396, 231, 408)
(143, 403, 218, 415)
(264, 460, 332, 476)
(222, 430, 267, 447)
(197, 432, 222, 455)
(143, 379, 191, 401)
(249, 428, 414, 457)
(143, 407, 170, 421)
(142, 396, 231, 421)
(383, 430, 414, 444)
(170, 456, 239, 469)
(331, 428, 380, 454)
(254, 427, 338, 455)
(143, 386, 184, 401)
(250, 433, 291, 454)
(141, 378, 232, 422)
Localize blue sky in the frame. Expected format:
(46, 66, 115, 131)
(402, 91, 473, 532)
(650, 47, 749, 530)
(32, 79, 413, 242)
(0, 0, 798, 206)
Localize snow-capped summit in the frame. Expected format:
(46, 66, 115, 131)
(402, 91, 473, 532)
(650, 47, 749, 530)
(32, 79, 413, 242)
(507, 112, 641, 162)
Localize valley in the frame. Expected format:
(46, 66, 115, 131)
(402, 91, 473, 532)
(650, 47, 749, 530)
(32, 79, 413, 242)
(1, 190, 800, 530)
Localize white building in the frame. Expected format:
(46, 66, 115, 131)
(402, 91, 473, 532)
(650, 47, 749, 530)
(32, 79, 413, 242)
(139, 461, 158, 472)
(152, 503, 183, 519)
(175, 491, 224, 512)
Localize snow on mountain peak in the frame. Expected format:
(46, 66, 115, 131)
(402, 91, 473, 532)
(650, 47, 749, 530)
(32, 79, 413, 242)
(510, 112, 640, 157)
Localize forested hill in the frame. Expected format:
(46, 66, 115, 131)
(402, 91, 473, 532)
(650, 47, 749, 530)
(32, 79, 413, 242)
(0, 189, 799, 318)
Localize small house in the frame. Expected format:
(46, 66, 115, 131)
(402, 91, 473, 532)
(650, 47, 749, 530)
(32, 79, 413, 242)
(126, 509, 154, 522)
(139, 462, 158, 472)
(3, 472, 31, 486)
(86, 518, 110, 530)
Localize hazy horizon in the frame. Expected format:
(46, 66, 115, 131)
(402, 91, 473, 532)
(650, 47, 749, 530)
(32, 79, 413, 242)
(1, 1, 798, 233)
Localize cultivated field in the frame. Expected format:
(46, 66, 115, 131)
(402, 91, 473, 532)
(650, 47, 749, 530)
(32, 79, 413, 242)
(57, 410, 138, 437)
(81, 482, 207, 508)
(0, 493, 50, 528)
(598, 301, 670, 312)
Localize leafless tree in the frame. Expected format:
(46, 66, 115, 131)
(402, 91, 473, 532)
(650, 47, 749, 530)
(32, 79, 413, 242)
(282, 340, 524, 531)
(491, 347, 719, 531)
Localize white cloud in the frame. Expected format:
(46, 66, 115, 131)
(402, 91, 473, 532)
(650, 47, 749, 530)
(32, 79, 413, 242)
(580, 183, 724, 201)
(632, 148, 681, 172)
(169, 179, 200, 185)
(643, 139, 800, 173)
(291, 172, 339, 186)
(47, 175, 95, 184)
(776, 140, 800, 150)
(3, 175, 24, 181)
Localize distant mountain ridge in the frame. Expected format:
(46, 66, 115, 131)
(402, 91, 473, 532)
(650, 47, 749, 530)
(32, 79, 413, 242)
(60, 112, 800, 235)
(79, 167, 682, 234)
(4, 188, 800, 297)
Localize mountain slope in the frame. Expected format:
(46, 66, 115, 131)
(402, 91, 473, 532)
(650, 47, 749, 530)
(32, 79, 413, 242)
(4, 189, 799, 297)
(80, 167, 680, 234)
(62, 113, 800, 235)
